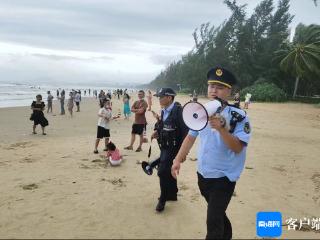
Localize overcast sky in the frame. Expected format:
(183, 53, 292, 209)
(0, 0, 319, 86)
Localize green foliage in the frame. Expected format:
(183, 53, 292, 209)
(290, 96, 320, 104)
(179, 88, 192, 94)
(275, 24, 320, 97)
(240, 83, 287, 102)
(148, 0, 320, 101)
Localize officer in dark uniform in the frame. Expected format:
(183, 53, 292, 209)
(151, 88, 189, 212)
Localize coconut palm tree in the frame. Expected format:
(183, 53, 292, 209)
(275, 24, 320, 97)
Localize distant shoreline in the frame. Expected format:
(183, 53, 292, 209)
(0, 83, 138, 108)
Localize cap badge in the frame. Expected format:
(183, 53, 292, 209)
(216, 69, 223, 76)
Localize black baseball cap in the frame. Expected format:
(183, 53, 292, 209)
(153, 88, 176, 97)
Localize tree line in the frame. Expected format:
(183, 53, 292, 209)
(148, 0, 320, 100)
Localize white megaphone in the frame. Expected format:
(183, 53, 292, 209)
(182, 99, 222, 131)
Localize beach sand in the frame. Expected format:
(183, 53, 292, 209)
(0, 95, 320, 239)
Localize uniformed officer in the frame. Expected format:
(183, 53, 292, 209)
(151, 88, 189, 212)
(171, 67, 251, 239)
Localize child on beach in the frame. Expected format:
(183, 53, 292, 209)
(123, 93, 131, 119)
(105, 141, 122, 166)
(93, 99, 120, 154)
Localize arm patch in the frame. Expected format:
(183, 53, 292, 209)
(244, 122, 251, 134)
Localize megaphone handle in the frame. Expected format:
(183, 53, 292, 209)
(209, 114, 226, 132)
(148, 145, 152, 158)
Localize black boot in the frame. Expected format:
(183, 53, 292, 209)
(155, 200, 166, 212)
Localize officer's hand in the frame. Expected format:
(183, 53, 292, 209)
(151, 130, 158, 140)
(171, 159, 181, 179)
(209, 114, 226, 131)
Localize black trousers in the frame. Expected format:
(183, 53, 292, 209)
(197, 172, 236, 240)
(157, 149, 178, 202)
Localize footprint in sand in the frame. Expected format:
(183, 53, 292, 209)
(6, 141, 34, 150)
(311, 173, 320, 204)
(271, 165, 287, 175)
(20, 157, 36, 163)
(190, 192, 200, 202)
(107, 178, 126, 187)
(0, 162, 7, 167)
(22, 183, 38, 190)
(91, 158, 108, 168)
(179, 182, 189, 191)
(92, 159, 104, 163)
(245, 166, 254, 170)
(79, 164, 91, 169)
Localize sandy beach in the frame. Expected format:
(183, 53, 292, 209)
(0, 95, 320, 239)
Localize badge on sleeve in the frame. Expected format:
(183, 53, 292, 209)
(244, 122, 251, 134)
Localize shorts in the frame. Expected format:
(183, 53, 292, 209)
(109, 157, 122, 166)
(97, 126, 110, 139)
(76, 102, 80, 106)
(131, 124, 145, 135)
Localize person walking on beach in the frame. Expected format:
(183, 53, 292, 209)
(98, 90, 105, 107)
(244, 93, 252, 109)
(67, 92, 74, 117)
(59, 91, 65, 115)
(30, 94, 48, 135)
(123, 93, 131, 119)
(94, 99, 120, 154)
(150, 88, 188, 212)
(74, 91, 81, 112)
(147, 90, 153, 111)
(171, 67, 252, 239)
(47, 91, 54, 113)
(124, 90, 148, 152)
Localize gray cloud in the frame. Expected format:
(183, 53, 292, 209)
(150, 54, 184, 65)
(0, 0, 228, 52)
(30, 53, 114, 62)
(0, 0, 318, 86)
(1, 0, 318, 53)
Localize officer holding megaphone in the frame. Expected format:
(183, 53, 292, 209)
(171, 67, 251, 239)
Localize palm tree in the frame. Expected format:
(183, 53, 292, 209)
(275, 24, 320, 97)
